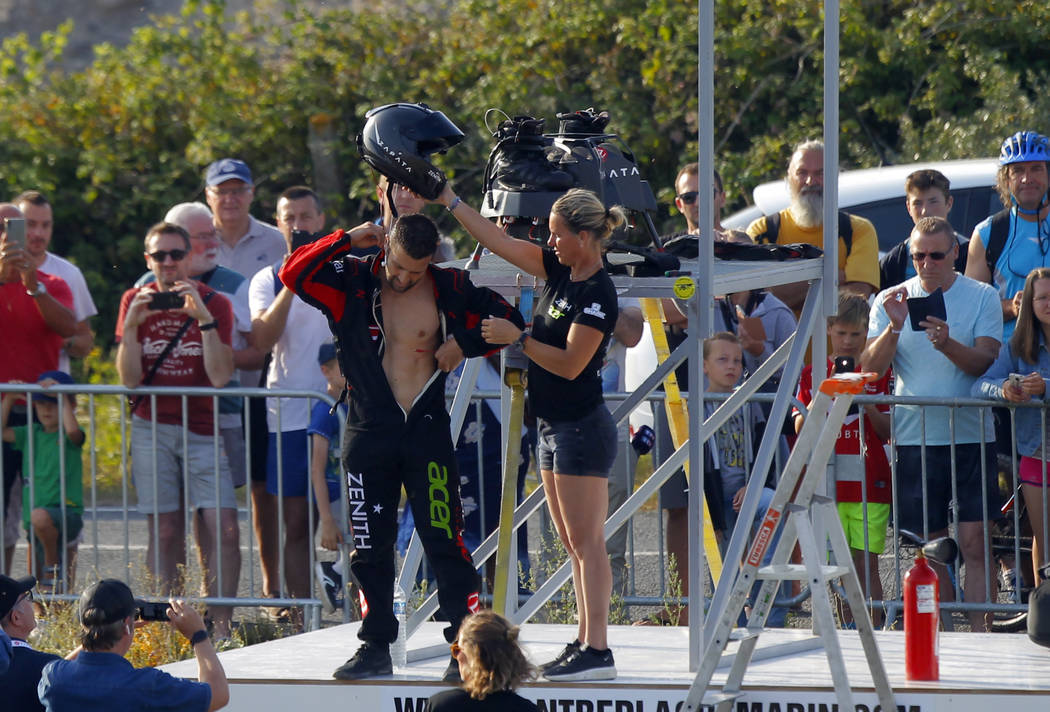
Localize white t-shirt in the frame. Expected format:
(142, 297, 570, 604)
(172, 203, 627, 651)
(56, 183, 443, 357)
(40, 252, 98, 371)
(868, 273, 1002, 445)
(249, 266, 329, 432)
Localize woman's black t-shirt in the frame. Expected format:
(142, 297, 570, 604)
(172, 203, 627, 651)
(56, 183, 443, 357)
(428, 688, 539, 712)
(528, 248, 618, 421)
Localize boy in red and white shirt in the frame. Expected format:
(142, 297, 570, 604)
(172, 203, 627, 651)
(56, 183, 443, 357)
(794, 291, 891, 625)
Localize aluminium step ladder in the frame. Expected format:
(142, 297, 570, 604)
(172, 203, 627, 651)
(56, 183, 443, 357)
(683, 373, 896, 712)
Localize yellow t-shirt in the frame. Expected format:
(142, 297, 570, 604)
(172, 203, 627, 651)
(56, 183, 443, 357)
(746, 209, 880, 291)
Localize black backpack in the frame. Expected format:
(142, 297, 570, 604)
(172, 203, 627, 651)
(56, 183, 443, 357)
(982, 208, 1013, 283)
(753, 210, 854, 256)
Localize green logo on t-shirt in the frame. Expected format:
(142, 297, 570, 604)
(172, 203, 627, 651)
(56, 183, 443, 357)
(548, 297, 571, 320)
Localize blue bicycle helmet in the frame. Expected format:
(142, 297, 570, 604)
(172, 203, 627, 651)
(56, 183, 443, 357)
(999, 130, 1050, 166)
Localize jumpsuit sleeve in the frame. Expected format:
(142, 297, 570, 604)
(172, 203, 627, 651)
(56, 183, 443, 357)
(443, 267, 526, 358)
(279, 229, 364, 323)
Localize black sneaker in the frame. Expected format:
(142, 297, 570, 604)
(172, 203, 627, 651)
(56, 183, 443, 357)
(539, 639, 581, 673)
(333, 642, 392, 680)
(442, 654, 461, 683)
(542, 646, 616, 682)
(316, 561, 344, 614)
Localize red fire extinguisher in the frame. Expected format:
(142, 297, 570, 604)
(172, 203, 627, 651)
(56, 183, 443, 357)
(904, 550, 939, 680)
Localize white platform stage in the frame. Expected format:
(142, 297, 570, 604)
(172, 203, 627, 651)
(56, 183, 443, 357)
(163, 622, 1050, 712)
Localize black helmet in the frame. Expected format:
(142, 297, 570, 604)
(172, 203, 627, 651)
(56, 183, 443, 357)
(1030, 568, 1050, 649)
(356, 102, 464, 200)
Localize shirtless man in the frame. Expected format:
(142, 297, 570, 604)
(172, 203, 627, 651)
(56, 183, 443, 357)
(280, 212, 524, 682)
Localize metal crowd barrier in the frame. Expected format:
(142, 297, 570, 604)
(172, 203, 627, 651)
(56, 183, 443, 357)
(0, 383, 337, 632)
(2, 382, 1044, 632)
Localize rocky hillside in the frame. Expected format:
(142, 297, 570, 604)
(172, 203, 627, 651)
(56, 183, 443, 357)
(0, 0, 351, 68)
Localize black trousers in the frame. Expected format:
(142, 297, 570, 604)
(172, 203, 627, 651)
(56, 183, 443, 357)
(344, 389, 480, 645)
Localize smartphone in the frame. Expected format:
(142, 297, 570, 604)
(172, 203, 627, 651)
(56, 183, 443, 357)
(149, 291, 185, 310)
(3, 217, 26, 248)
(1008, 373, 1025, 388)
(833, 356, 855, 374)
(290, 229, 318, 252)
(136, 600, 170, 622)
(907, 287, 947, 331)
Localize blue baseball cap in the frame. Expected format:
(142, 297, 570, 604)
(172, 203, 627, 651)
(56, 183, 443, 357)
(317, 342, 338, 365)
(35, 370, 74, 403)
(206, 158, 253, 187)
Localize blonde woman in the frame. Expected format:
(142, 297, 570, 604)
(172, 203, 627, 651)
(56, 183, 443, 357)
(428, 611, 537, 711)
(438, 185, 624, 680)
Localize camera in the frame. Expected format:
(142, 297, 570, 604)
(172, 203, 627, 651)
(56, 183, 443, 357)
(149, 291, 185, 310)
(833, 356, 855, 374)
(136, 600, 170, 622)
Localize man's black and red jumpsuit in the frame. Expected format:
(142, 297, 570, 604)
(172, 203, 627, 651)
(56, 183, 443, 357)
(280, 230, 524, 644)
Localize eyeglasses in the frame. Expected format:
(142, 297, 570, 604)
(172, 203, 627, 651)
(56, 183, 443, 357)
(18, 590, 34, 605)
(911, 250, 949, 262)
(148, 249, 188, 263)
(677, 188, 721, 205)
(450, 642, 462, 657)
(207, 185, 252, 198)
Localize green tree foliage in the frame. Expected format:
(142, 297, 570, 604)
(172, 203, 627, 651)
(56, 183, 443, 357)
(1, 0, 1048, 351)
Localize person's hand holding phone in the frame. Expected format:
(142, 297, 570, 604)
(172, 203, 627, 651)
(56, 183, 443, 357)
(0, 217, 33, 283)
(1003, 373, 1027, 402)
(921, 315, 950, 351)
(1021, 372, 1046, 397)
(173, 280, 212, 324)
(1001, 372, 1043, 401)
(881, 286, 909, 331)
(123, 289, 158, 333)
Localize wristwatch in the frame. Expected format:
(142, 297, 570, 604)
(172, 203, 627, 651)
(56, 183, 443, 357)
(189, 629, 209, 647)
(515, 330, 530, 347)
(26, 281, 47, 298)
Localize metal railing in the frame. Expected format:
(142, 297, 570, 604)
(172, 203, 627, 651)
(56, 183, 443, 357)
(3, 382, 1044, 632)
(0, 383, 340, 632)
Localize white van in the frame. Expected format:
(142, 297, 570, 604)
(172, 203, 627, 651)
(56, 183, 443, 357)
(723, 158, 1003, 253)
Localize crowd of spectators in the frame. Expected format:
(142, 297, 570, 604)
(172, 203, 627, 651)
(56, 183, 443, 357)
(1, 127, 1049, 700)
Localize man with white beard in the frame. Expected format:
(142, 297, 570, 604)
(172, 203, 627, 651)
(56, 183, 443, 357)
(747, 140, 879, 312)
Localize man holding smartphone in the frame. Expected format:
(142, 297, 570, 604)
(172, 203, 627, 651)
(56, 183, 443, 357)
(863, 215, 1003, 631)
(115, 222, 236, 609)
(0, 203, 76, 574)
(14, 191, 98, 370)
(248, 186, 329, 621)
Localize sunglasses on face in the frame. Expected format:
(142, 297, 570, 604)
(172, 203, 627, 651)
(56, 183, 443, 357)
(677, 188, 721, 205)
(148, 249, 188, 263)
(911, 250, 948, 262)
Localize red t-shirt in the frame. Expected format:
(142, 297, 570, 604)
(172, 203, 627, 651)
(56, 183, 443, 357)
(794, 360, 893, 504)
(116, 282, 233, 435)
(0, 271, 75, 383)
